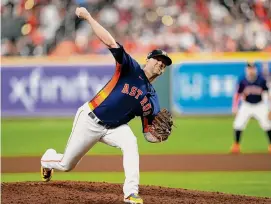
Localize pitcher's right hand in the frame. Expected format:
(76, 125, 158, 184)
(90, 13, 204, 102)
(75, 7, 91, 20)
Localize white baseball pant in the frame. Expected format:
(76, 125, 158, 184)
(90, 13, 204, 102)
(41, 102, 139, 197)
(233, 101, 271, 130)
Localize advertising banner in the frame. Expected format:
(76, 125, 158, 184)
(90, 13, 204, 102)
(171, 61, 271, 115)
(1, 65, 115, 117)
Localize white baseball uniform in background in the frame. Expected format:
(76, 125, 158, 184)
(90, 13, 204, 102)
(233, 74, 271, 130)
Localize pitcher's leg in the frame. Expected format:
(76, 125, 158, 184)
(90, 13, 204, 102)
(41, 107, 104, 172)
(122, 135, 139, 197)
(100, 125, 139, 198)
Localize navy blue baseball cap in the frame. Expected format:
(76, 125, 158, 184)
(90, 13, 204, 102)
(147, 49, 172, 66)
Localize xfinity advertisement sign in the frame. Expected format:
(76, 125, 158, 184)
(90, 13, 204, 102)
(1, 65, 114, 116)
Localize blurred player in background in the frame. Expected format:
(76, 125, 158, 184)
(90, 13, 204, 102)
(231, 62, 271, 153)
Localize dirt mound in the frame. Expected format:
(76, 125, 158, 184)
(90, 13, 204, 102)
(2, 181, 271, 204)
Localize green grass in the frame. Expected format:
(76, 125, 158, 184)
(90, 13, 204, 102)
(1, 117, 270, 156)
(2, 172, 271, 197)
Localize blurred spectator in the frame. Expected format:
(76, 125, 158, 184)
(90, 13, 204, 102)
(1, 0, 271, 56)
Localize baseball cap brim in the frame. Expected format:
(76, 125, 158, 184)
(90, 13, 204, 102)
(148, 54, 172, 66)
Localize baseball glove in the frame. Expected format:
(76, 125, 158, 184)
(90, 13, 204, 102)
(150, 109, 174, 141)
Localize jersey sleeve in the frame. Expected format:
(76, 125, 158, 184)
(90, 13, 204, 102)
(141, 115, 161, 143)
(140, 93, 162, 143)
(109, 42, 140, 73)
(141, 115, 154, 133)
(141, 98, 160, 134)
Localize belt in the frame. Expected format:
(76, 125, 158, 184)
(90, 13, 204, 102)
(88, 112, 112, 129)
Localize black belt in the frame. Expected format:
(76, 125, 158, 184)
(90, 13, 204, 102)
(88, 112, 112, 129)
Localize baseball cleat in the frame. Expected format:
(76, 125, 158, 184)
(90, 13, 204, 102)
(41, 166, 53, 182)
(124, 193, 143, 204)
(231, 143, 240, 154)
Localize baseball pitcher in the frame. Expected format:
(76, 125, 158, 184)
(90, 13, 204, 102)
(40, 7, 174, 204)
(231, 62, 271, 153)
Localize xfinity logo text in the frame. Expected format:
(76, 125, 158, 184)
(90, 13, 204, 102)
(8, 68, 110, 111)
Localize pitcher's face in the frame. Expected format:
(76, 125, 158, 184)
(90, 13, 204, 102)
(145, 57, 167, 76)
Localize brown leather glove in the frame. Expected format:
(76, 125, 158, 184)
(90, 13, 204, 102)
(150, 109, 174, 141)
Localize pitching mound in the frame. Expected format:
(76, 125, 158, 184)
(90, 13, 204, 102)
(2, 181, 271, 204)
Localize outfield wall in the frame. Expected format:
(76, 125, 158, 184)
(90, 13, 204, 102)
(1, 53, 270, 117)
(171, 61, 271, 115)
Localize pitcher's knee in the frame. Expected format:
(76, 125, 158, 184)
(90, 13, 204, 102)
(121, 140, 137, 151)
(124, 137, 138, 148)
(60, 162, 75, 172)
(122, 144, 138, 155)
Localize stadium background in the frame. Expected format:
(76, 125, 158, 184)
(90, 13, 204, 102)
(1, 0, 271, 200)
